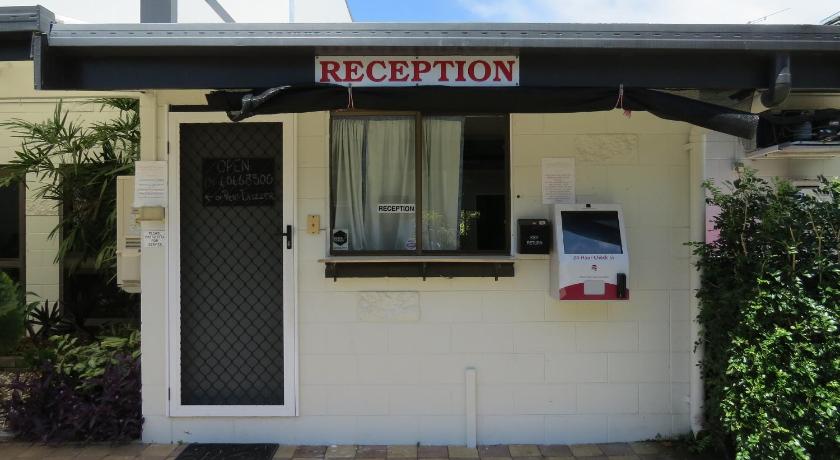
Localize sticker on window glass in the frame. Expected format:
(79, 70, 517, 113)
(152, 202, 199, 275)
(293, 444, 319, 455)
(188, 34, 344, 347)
(332, 229, 349, 250)
(377, 203, 415, 213)
(405, 238, 416, 251)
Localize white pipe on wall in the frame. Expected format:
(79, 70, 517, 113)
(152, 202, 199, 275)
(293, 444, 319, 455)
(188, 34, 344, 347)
(688, 130, 706, 434)
(465, 368, 477, 447)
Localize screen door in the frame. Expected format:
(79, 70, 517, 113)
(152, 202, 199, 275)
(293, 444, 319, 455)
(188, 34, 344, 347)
(169, 114, 296, 416)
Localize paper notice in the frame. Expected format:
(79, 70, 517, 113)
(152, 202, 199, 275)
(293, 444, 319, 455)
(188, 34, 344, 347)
(134, 161, 167, 207)
(142, 230, 166, 248)
(541, 157, 575, 204)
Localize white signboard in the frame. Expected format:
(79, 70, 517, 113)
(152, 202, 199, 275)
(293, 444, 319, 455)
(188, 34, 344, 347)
(316, 56, 519, 87)
(134, 161, 168, 207)
(142, 230, 166, 248)
(377, 203, 416, 213)
(541, 157, 576, 204)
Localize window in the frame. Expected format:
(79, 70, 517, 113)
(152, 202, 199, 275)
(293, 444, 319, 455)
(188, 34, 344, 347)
(0, 170, 24, 284)
(330, 114, 509, 255)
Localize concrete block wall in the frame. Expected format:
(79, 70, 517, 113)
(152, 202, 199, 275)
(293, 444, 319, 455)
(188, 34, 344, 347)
(139, 95, 696, 444)
(290, 110, 693, 444)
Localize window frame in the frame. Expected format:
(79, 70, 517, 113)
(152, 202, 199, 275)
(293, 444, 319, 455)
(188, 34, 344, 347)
(328, 111, 511, 257)
(0, 168, 25, 286)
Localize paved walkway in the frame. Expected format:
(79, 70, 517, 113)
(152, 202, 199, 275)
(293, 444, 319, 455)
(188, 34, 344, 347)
(0, 441, 713, 459)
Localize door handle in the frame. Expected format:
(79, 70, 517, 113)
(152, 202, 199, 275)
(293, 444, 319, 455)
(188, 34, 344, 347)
(281, 225, 292, 249)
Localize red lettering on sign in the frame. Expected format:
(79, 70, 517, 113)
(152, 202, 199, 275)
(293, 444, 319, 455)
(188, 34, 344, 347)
(468, 60, 491, 82)
(319, 60, 341, 82)
(389, 60, 410, 81)
(493, 60, 516, 82)
(318, 57, 517, 85)
(454, 61, 466, 81)
(432, 60, 454, 81)
(344, 60, 364, 82)
(366, 60, 387, 82)
(411, 60, 432, 82)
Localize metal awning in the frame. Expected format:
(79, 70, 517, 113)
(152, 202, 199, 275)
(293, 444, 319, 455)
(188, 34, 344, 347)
(1, 5, 839, 94)
(45, 22, 840, 51)
(0, 6, 52, 60)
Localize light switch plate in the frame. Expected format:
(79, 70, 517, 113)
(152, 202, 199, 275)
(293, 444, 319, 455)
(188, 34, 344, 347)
(307, 214, 320, 235)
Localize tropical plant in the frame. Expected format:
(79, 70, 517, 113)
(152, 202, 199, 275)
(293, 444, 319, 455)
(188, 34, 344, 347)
(24, 299, 78, 345)
(0, 272, 25, 354)
(50, 330, 140, 386)
(0, 98, 140, 274)
(691, 170, 840, 459)
(1, 327, 142, 443)
(2, 355, 142, 443)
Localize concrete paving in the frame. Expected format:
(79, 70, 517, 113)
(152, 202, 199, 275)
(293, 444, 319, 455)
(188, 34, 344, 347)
(0, 441, 716, 459)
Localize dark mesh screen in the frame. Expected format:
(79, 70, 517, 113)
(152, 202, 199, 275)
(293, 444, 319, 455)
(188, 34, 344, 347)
(180, 122, 285, 406)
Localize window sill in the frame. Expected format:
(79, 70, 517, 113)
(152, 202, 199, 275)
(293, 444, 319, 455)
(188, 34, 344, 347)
(319, 256, 515, 280)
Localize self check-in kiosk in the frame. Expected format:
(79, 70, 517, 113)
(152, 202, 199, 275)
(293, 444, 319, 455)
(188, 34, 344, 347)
(550, 204, 629, 300)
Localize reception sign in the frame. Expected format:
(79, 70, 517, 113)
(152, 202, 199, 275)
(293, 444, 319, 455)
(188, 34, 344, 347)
(316, 56, 519, 87)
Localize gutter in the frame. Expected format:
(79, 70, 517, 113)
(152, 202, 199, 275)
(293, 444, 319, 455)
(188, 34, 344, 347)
(45, 22, 840, 51)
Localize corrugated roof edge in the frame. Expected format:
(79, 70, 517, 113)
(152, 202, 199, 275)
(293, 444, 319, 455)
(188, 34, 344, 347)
(0, 6, 54, 33)
(46, 21, 840, 52)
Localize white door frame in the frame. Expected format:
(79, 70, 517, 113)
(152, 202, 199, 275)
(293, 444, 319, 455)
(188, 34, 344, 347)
(167, 112, 298, 417)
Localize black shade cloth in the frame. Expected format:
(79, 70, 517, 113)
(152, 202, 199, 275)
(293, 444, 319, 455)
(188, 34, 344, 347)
(206, 85, 759, 139)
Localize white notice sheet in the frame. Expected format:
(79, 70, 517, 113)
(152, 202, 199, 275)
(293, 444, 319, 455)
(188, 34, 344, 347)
(541, 157, 575, 204)
(134, 161, 168, 208)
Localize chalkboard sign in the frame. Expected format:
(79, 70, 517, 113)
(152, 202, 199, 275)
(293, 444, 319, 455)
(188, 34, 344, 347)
(203, 158, 276, 206)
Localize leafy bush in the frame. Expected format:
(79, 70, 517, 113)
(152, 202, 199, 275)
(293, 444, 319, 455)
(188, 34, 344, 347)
(1, 330, 142, 443)
(0, 99, 139, 275)
(51, 331, 140, 385)
(0, 272, 25, 354)
(693, 170, 840, 459)
(722, 280, 839, 459)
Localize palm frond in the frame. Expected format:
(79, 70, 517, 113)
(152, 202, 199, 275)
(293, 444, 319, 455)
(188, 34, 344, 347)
(1, 98, 140, 275)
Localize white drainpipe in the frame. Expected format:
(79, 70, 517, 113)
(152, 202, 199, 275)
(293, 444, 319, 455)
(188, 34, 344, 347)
(688, 130, 706, 433)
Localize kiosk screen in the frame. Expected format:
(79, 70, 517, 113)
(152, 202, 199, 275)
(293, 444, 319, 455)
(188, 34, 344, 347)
(560, 211, 623, 254)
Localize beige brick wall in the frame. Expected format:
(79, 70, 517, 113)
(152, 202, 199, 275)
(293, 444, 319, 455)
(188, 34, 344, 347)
(141, 99, 697, 444)
(285, 111, 690, 444)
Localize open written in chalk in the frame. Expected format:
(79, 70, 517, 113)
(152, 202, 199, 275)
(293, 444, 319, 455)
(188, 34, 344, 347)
(203, 158, 276, 206)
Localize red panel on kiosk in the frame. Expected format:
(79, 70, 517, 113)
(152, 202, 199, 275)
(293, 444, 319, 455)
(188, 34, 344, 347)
(558, 282, 628, 300)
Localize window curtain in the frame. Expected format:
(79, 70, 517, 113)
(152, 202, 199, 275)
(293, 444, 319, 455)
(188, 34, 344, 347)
(332, 117, 415, 251)
(422, 117, 464, 250)
(332, 118, 367, 250)
(365, 118, 416, 250)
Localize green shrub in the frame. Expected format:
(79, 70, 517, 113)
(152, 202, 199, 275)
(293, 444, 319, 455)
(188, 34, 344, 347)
(50, 330, 140, 387)
(723, 280, 839, 459)
(693, 170, 840, 459)
(0, 272, 25, 354)
(2, 327, 142, 442)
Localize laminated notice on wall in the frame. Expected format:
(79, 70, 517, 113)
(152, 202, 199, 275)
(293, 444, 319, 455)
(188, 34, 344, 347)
(541, 157, 575, 204)
(134, 161, 168, 208)
(142, 230, 166, 248)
